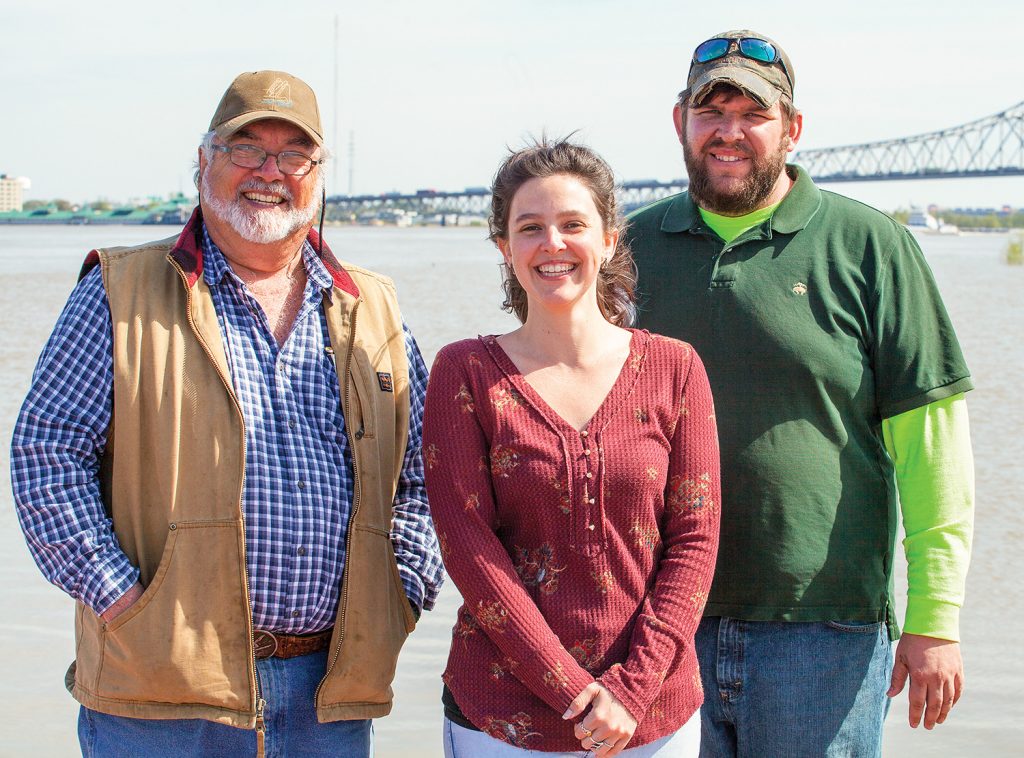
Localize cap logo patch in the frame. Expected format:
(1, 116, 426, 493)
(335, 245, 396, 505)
(262, 79, 294, 109)
(792, 282, 808, 295)
(377, 372, 394, 392)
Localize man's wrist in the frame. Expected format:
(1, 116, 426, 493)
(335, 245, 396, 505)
(99, 582, 144, 622)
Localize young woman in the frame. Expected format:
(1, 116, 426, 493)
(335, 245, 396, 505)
(423, 140, 720, 757)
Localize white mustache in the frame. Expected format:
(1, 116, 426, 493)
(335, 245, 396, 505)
(238, 179, 294, 202)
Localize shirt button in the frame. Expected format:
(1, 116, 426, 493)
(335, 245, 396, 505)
(288, 419, 297, 429)
(297, 546, 307, 556)
(297, 480, 306, 489)
(587, 524, 596, 531)
(292, 611, 300, 618)
(583, 449, 591, 456)
(589, 498, 595, 504)
(586, 472, 593, 479)
(581, 430, 589, 438)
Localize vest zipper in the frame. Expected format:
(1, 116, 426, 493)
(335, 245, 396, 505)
(315, 300, 361, 706)
(255, 697, 267, 757)
(171, 260, 263, 753)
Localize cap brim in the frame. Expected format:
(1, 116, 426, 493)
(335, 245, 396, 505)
(688, 66, 782, 109)
(214, 110, 324, 146)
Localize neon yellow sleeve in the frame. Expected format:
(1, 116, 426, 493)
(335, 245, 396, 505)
(882, 393, 974, 641)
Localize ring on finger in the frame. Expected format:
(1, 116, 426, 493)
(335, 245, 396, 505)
(590, 738, 606, 748)
(581, 727, 593, 738)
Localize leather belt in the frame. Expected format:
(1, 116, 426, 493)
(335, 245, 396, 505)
(252, 628, 333, 660)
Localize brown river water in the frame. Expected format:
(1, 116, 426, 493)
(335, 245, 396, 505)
(0, 225, 1020, 756)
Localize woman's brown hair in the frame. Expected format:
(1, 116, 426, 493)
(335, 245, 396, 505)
(488, 138, 636, 326)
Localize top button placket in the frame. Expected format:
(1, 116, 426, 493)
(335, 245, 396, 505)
(577, 427, 603, 555)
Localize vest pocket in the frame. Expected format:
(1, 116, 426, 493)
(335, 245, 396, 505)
(318, 525, 413, 707)
(93, 519, 252, 711)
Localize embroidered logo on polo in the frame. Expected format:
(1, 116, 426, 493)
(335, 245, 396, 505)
(262, 79, 294, 109)
(792, 282, 808, 295)
(377, 372, 394, 392)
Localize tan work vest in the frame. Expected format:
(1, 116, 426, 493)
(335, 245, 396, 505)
(67, 225, 415, 727)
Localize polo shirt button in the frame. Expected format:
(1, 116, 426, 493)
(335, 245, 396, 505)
(583, 449, 591, 456)
(581, 430, 589, 437)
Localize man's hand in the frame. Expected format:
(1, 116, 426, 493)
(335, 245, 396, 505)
(100, 582, 145, 623)
(563, 682, 638, 756)
(888, 633, 964, 729)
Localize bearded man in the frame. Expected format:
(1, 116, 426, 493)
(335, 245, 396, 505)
(11, 70, 443, 757)
(625, 31, 975, 758)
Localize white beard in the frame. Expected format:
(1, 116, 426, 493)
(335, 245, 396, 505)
(201, 172, 321, 244)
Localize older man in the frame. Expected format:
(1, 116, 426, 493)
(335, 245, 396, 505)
(11, 70, 443, 756)
(625, 32, 974, 757)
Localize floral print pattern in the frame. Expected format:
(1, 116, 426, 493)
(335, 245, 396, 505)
(475, 600, 511, 633)
(490, 445, 520, 478)
(483, 713, 541, 747)
(667, 471, 716, 513)
(542, 662, 570, 692)
(591, 569, 614, 594)
(424, 443, 438, 470)
(514, 543, 565, 595)
(456, 383, 475, 414)
(492, 386, 525, 414)
(489, 656, 519, 681)
(629, 520, 660, 551)
(567, 638, 605, 672)
(549, 477, 571, 515)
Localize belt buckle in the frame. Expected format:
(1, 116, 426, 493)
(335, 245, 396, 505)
(253, 630, 278, 659)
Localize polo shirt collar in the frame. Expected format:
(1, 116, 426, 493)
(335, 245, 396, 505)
(769, 164, 822, 234)
(658, 163, 822, 236)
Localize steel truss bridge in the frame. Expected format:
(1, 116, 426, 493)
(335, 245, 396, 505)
(325, 101, 1024, 218)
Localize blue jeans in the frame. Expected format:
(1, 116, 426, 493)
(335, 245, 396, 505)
(695, 617, 892, 758)
(78, 650, 372, 757)
(443, 715, 699, 757)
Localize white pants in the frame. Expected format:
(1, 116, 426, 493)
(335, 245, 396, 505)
(442, 713, 699, 757)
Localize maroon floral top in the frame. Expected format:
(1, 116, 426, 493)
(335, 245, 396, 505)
(422, 329, 720, 752)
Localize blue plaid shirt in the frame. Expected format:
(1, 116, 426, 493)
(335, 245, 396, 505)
(11, 227, 442, 633)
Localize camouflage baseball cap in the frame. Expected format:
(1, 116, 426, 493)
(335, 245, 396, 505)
(685, 30, 795, 109)
(209, 70, 324, 146)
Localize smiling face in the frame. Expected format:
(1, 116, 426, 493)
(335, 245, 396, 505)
(497, 174, 617, 321)
(198, 119, 323, 245)
(675, 88, 802, 215)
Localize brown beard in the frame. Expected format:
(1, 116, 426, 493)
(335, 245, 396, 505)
(683, 127, 789, 215)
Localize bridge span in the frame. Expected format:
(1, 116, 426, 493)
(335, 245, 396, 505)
(325, 101, 1024, 218)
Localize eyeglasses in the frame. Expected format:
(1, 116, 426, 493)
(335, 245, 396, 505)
(692, 36, 793, 88)
(211, 143, 323, 176)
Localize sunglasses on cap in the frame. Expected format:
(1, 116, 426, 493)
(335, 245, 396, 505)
(693, 37, 793, 88)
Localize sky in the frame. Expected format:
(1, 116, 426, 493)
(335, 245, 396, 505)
(3, 0, 1023, 212)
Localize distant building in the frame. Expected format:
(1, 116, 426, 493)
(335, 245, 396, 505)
(0, 174, 28, 212)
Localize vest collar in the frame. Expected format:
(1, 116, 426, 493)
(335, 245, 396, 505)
(168, 206, 360, 298)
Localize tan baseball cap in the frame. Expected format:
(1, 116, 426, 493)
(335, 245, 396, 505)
(209, 70, 324, 146)
(685, 30, 795, 109)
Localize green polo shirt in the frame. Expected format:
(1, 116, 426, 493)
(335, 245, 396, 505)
(626, 166, 973, 638)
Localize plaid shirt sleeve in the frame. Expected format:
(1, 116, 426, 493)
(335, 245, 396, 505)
(390, 324, 445, 613)
(10, 268, 141, 615)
